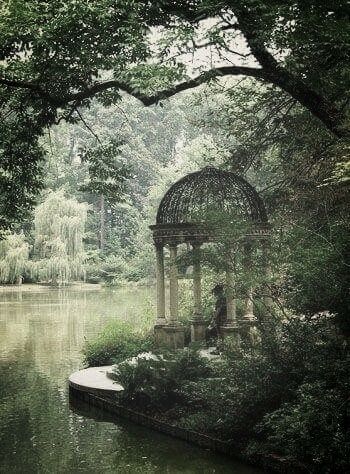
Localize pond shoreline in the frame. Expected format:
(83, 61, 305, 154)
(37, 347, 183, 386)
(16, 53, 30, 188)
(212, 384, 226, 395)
(0, 282, 103, 292)
(69, 380, 306, 474)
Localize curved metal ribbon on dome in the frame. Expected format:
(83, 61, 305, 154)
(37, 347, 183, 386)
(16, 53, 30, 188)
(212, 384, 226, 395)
(156, 166, 268, 225)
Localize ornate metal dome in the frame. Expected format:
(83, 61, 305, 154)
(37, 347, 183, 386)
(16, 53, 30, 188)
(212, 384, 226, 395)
(156, 166, 268, 225)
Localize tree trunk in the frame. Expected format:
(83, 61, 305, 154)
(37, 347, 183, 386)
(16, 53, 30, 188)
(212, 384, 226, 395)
(234, 7, 348, 139)
(265, 69, 347, 138)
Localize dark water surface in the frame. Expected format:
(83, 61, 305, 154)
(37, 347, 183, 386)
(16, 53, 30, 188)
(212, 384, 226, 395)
(0, 286, 262, 473)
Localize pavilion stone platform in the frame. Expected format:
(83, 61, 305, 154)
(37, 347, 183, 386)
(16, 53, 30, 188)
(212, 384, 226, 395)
(150, 166, 271, 350)
(69, 366, 123, 395)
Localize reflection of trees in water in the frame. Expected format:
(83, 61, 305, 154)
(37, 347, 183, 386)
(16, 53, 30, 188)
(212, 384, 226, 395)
(0, 288, 256, 473)
(0, 357, 156, 473)
(0, 288, 154, 384)
(0, 359, 253, 473)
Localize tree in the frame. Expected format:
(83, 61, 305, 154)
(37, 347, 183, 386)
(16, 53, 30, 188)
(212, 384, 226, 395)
(1, 1, 348, 136)
(79, 140, 131, 250)
(0, 232, 29, 284)
(33, 190, 88, 285)
(0, 1, 348, 228)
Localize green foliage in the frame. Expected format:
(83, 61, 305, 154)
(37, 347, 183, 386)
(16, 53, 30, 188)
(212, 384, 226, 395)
(0, 106, 46, 230)
(0, 0, 348, 228)
(0, 232, 29, 283)
(278, 223, 350, 330)
(32, 190, 88, 285)
(79, 139, 131, 204)
(85, 254, 127, 285)
(115, 314, 349, 471)
(83, 321, 154, 366)
(259, 382, 349, 473)
(115, 349, 213, 411)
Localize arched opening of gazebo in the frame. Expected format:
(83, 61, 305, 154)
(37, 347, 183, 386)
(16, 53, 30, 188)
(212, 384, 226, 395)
(149, 166, 271, 349)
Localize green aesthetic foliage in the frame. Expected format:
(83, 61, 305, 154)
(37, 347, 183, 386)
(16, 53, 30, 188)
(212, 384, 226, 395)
(0, 232, 29, 283)
(116, 314, 349, 472)
(0, 3, 349, 470)
(115, 349, 213, 411)
(259, 382, 349, 472)
(32, 190, 88, 285)
(79, 140, 131, 204)
(0, 0, 349, 227)
(83, 320, 154, 367)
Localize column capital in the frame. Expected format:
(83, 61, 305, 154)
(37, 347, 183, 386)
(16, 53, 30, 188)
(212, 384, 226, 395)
(190, 240, 203, 249)
(168, 241, 179, 249)
(153, 238, 165, 249)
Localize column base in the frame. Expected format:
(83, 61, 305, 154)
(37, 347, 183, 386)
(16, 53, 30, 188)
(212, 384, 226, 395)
(156, 323, 185, 350)
(239, 318, 260, 345)
(220, 323, 240, 343)
(190, 318, 206, 343)
(154, 322, 167, 347)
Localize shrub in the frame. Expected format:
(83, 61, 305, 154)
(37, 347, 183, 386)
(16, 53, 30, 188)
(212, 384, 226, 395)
(83, 312, 349, 471)
(83, 321, 155, 366)
(257, 381, 350, 473)
(115, 349, 213, 411)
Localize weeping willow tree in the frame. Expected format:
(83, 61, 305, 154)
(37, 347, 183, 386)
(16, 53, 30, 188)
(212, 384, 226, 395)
(0, 233, 30, 284)
(33, 190, 88, 285)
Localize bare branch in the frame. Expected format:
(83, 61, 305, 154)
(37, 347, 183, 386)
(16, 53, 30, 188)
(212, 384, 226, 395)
(75, 108, 101, 143)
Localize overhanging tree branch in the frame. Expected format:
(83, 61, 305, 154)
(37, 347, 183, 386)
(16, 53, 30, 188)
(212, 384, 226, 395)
(0, 65, 265, 105)
(0, 61, 347, 138)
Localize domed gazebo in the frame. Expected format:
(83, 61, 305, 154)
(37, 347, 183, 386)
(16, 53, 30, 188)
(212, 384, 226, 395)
(150, 166, 270, 349)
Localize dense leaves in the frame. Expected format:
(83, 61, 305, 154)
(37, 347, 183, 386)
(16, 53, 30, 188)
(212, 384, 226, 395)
(83, 320, 155, 366)
(0, 0, 349, 226)
(115, 315, 349, 472)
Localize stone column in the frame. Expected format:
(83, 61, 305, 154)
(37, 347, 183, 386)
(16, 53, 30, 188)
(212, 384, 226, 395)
(169, 243, 179, 322)
(154, 243, 167, 347)
(241, 242, 258, 343)
(163, 242, 184, 349)
(190, 242, 206, 343)
(243, 242, 255, 321)
(193, 242, 202, 317)
(262, 238, 273, 309)
(155, 244, 166, 325)
(244, 286, 255, 320)
(221, 251, 240, 342)
(225, 269, 237, 323)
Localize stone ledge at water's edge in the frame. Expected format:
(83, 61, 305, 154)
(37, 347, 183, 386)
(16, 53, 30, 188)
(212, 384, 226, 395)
(68, 366, 307, 474)
(69, 366, 123, 395)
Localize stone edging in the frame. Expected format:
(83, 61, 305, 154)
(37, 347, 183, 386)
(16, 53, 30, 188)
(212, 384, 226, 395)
(69, 384, 306, 474)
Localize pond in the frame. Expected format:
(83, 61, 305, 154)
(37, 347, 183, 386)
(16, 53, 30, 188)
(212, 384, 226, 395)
(0, 285, 262, 473)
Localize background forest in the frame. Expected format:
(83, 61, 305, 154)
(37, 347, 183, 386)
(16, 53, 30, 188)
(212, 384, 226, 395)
(2, 78, 348, 331)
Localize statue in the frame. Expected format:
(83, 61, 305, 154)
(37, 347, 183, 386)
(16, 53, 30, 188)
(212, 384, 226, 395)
(207, 284, 227, 340)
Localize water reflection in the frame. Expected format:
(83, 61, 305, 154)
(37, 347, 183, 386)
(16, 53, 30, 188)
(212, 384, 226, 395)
(0, 286, 261, 473)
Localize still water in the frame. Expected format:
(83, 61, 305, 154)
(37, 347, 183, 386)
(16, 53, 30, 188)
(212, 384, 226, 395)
(0, 285, 261, 474)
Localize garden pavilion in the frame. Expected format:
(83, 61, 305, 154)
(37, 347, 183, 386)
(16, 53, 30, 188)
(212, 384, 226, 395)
(149, 166, 270, 349)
